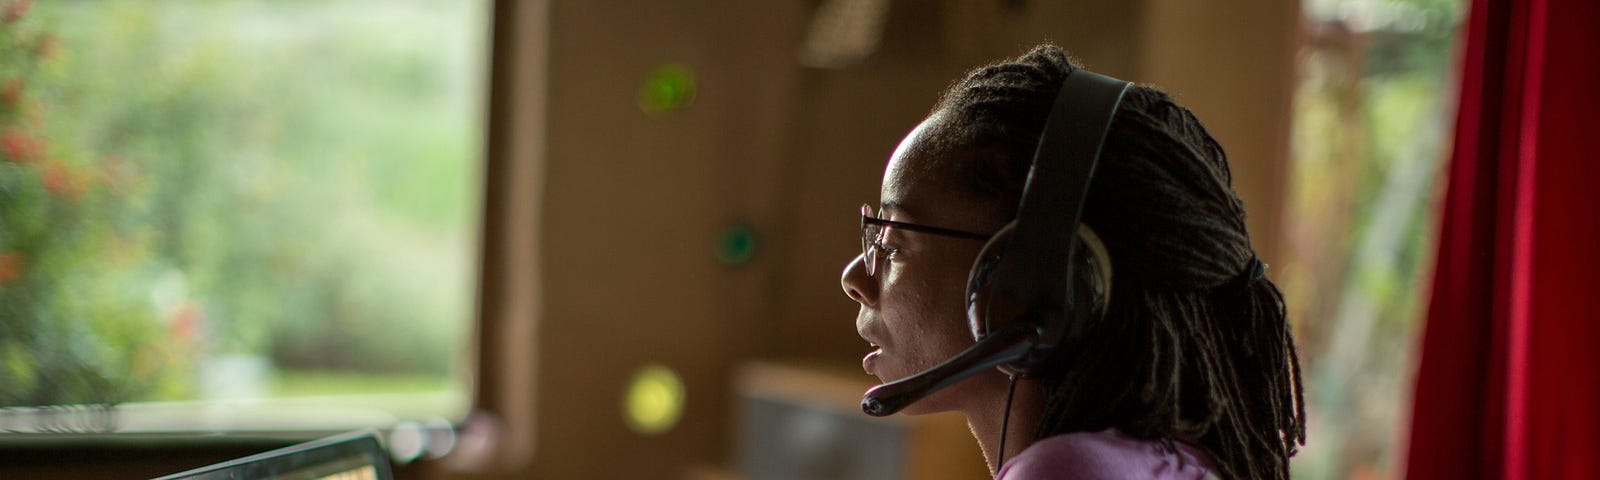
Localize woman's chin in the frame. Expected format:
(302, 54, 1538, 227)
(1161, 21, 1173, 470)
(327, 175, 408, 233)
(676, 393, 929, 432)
(872, 366, 1000, 416)
(864, 367, 946, 415)
(896, 401, 946, 416)
(887, 379, 963, 416)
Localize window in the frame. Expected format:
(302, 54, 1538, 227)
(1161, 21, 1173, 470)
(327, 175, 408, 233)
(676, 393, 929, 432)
(1285, 0, 1465, 477)
(0, 0, 489, 433)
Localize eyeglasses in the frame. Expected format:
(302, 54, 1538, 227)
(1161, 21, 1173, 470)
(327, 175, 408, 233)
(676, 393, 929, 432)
(860, 204, 991, 277)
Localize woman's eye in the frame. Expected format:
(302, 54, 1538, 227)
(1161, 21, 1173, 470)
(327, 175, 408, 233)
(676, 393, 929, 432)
(870, 240, 898, 256)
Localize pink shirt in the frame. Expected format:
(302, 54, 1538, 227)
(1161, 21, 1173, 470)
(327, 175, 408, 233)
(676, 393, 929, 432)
(996, 429, 1217, 480)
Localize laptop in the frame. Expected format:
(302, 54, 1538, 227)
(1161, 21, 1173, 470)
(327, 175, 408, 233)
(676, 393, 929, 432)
(152, 430, 394, 480)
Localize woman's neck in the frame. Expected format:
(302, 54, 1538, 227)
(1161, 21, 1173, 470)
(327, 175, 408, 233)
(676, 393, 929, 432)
(961, 377, 1046, 475)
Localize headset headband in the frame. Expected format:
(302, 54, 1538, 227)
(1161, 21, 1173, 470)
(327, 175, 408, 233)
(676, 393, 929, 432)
(980, 70, 1129, 346)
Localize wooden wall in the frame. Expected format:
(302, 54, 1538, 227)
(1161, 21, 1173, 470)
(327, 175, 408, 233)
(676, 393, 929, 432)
(464, 0, 1301, 479)
(0, 1, 1299, 478)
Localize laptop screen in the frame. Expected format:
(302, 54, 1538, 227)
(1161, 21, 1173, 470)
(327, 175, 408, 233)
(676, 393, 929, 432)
(152, 431, 393, 480)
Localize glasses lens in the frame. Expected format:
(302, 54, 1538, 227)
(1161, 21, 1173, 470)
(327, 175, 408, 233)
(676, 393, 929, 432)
(860, 204, 879, 276)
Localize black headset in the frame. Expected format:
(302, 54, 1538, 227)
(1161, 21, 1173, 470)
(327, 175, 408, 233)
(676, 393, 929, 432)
(860, 68, 1131, 418)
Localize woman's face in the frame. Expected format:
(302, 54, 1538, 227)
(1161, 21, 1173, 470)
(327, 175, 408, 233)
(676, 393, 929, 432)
(842, 117, 1011, 414)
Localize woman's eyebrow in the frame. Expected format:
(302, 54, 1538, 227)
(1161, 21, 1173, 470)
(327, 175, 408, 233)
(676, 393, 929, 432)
(879, 200, 911, 218)
(881, 201, 942, 226)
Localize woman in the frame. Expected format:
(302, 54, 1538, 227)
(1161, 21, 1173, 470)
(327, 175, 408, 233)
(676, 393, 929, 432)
(840, 45, 1305, 479)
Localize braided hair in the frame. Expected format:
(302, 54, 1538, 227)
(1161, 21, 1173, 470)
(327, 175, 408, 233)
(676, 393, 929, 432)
(922, 45, 1306, 480)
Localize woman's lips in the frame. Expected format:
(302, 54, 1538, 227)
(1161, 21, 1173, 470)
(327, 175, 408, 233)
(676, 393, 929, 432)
(863, 349, 882, 375)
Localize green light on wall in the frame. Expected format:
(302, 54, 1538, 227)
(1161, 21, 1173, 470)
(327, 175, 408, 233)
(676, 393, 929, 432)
(623, 363, 686, 436)
(715, 224, 758, 266)
(638, 64, 696, 114)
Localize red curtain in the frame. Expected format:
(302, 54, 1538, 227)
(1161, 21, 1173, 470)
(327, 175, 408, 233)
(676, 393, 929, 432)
(1405, 0, 1600, 478)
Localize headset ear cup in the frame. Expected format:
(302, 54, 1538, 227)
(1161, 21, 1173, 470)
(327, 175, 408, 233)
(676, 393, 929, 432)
(965, 222, 1016, 342)
(964, 223, 1114, 377)
(1021, 225, 1113, 379)
(1061, 224, 1114, 340)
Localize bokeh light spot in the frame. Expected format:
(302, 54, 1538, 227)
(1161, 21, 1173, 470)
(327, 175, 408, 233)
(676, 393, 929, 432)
(637, 64, 696, 114)
(714, 224, 758, 266)
(623, 363, 686, 436)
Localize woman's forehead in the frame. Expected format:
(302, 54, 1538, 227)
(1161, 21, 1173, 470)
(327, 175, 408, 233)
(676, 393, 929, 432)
(879, 117, 1000, 229)
(880, 119, 948, 216)
(880, 159, 957, 220)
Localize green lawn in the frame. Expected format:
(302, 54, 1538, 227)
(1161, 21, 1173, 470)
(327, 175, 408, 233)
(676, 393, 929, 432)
(270, 370, 457, 398)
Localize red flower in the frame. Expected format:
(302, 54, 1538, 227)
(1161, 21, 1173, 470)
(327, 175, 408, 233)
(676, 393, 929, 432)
(34, 35, 58, 60)
(41, 161, 87, 199)
(1, 0, 31, 24)
(1, 128, 43, 163)
(171, 301, 202, 340)
(0, 252, 21, 288)
(0, 78, 22, 107)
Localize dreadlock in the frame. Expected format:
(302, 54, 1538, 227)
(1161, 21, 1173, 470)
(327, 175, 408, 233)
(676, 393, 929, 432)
(922, 44, 1306, 480)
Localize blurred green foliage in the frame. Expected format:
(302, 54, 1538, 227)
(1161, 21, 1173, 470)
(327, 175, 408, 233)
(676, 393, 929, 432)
(0, 0, 484, 409)
(1287, 0, 1466, 478)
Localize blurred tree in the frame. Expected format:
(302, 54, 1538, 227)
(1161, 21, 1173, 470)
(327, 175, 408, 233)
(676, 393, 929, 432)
(1, 0, 174, 408)
(1, 0, 482, 412)
(1285, 0, 1466, 478)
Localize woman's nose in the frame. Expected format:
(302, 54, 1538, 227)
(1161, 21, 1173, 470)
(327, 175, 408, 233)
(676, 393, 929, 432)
(841, 254, 877, 307)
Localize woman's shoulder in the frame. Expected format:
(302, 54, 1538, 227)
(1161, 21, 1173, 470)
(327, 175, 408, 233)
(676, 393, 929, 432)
(996, 429, 1217, 480)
